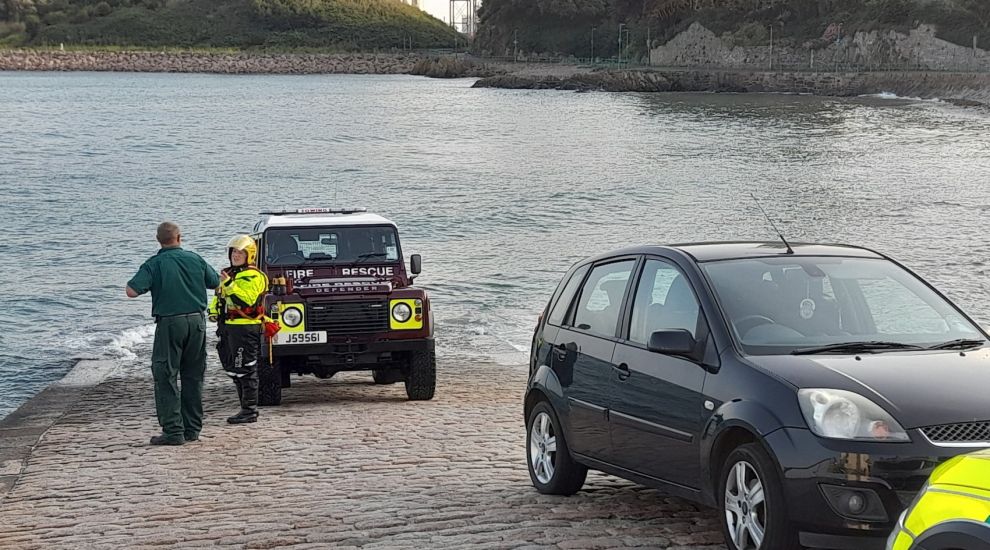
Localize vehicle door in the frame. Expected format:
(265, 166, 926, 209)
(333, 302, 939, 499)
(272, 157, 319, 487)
(609, 257, 709, 488)
(553, 258, 638, 462)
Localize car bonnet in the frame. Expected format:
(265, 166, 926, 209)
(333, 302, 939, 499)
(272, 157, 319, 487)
(747, 348, 990, 430)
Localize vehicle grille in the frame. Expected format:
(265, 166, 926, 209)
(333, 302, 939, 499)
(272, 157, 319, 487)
(920, 421, 990, 444)
(307, 300, 389, 335)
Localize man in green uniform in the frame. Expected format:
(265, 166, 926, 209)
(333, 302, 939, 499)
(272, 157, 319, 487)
(126, 222, 220, 446)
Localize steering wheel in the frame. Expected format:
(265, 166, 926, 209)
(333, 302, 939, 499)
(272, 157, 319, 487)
(734, 315, 776, 337)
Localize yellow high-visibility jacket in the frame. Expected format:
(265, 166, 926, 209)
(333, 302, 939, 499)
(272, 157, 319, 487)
(208, 267, 269, 326)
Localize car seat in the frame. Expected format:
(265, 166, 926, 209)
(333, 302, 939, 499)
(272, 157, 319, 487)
(268, 233, 301, 264)
(645, 275, 699, 338)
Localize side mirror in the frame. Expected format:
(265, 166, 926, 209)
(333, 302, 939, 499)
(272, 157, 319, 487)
(410, 254, 422, 275)
(648, 329, 697, 358)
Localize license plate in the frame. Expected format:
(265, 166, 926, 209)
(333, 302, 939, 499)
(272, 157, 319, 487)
(274, 331, 327, 345)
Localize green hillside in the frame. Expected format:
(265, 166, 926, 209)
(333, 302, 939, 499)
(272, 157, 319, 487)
(0, 0, 461, 50)
(475, 0, 990, 59)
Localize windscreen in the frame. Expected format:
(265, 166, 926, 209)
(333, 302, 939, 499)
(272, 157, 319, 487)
(265, 226, 400, 266)
(702, 256, 982, 355)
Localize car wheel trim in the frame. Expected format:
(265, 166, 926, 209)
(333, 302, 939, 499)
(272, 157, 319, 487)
(725, 460, 766, 550)
(530, 411, 557, 484)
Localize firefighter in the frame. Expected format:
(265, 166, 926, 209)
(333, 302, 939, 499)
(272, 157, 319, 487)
(209, 235, 269, 424)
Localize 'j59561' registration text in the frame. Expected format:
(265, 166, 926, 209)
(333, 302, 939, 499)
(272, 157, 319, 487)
(274, 331, 327, 345)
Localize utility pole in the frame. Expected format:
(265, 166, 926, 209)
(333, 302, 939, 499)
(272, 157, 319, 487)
(513, 28, 518, 62)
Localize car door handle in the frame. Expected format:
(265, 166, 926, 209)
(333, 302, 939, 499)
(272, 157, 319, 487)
(613, 363, 631, 381)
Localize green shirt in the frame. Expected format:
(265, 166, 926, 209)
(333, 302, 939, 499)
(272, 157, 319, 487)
(128, 246, 221, 318)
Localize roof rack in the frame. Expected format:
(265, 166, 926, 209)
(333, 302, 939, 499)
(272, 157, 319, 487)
(259, 208, 368, 216)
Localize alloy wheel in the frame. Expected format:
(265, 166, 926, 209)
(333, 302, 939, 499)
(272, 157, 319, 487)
(724, 460, 767, 550)
(529, 411, 558, 484)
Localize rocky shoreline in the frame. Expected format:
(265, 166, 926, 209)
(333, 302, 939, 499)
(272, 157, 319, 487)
(2, 50, 987, 105)
(0, 50, 426, 74)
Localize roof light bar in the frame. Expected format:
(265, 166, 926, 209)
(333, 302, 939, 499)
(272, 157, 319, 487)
(260, 208, 368, 215)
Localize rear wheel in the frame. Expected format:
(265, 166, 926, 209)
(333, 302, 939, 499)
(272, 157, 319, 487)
(404, 350, 435, 400)
(258, 356, 283, 406)
(718, 443, 795, 550)
(526, 401, 586, 495)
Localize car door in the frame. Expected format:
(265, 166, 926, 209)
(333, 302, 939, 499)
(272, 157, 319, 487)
(608, 257, 708, 488)
(553, 258, 637, 462)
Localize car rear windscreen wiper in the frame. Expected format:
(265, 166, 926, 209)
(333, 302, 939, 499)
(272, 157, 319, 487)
(927, 338, 986, 350)
(791, 341, 927, 355)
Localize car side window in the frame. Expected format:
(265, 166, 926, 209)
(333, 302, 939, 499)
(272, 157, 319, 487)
(547, 265, 590, 327)
(572, 260, 635, 338)
(629, 259, 700, 345)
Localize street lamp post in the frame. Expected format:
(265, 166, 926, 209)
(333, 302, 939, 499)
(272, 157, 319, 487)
(513, 28, 518, 62)
(769, 25, 774, 71)
(618, 23, 625, 68)
(591, 27, 595, 63)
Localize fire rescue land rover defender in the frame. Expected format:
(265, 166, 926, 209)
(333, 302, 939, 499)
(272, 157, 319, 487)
(252, 208, 435, 405)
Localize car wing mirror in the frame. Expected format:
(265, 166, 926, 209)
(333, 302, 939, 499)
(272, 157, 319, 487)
(410, 254, 422, 275)
(648, 329, 697, 358)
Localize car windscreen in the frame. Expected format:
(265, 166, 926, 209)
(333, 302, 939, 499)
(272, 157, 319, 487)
(265, 226, 400, 266)
(702, 256, 983, 355)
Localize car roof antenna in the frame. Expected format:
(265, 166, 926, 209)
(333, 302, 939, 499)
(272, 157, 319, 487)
(749, 193, 794, 254)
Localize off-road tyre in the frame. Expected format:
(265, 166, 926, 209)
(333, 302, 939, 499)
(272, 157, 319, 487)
(526, 400, 587, 495)
(404, 350, 435, 400)
(718, 442, 796, 550)
(258, 356, 283, 406)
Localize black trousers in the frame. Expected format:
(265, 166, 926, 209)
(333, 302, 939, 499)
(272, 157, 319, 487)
(216, 323, 261, 414)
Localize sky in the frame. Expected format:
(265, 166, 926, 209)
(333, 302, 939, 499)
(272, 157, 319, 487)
(419, 0, 475, 25)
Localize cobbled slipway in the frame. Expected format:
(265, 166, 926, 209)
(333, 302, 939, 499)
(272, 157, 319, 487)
(0, 356, 725, 550)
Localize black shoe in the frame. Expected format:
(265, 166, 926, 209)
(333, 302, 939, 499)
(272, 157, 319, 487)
(184, 433, 200, 442)
(150, 435, 185, 446)
(227, 412, 258, 424)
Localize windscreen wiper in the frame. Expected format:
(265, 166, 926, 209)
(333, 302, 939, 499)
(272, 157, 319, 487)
(791, 341, 927, 355)
(927, 338, 986, 350)
(350, 252, 388, 265)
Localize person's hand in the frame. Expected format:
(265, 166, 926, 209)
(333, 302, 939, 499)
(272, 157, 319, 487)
(220, 270, 231, 282)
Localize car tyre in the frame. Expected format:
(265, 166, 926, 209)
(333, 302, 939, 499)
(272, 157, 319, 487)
(258, 356, 283, 406)
(718, 443, 796, 550)
(526, 400, 587, 495)
(404, 350, 435, 400)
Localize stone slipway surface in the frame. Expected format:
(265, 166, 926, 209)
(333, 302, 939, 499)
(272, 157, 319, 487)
(0, 357, 723, 549)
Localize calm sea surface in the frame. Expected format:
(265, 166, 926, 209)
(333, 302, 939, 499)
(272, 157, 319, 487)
(1, 72, 989, 419)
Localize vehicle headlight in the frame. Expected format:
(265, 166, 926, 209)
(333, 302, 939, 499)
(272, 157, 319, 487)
(798, 389, 910, 442)
(392, 302, 412, 323)
(282, 307, 303, 328)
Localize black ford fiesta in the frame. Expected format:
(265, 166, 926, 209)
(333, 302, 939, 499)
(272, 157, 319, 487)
(525, 242, 990, 550)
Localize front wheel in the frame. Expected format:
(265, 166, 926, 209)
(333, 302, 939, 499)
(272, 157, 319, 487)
(258, 356, 283, 406)
(404, 350, 436, 400)
(526, 401, 587, 495)
(718, 443, 796, 550)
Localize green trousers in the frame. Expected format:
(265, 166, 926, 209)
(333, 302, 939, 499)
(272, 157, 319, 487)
(151, 313, 207, 440)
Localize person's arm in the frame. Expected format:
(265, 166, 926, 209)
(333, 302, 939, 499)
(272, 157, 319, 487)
(126, 263, 152, 299)
(204, 260, 221, 290)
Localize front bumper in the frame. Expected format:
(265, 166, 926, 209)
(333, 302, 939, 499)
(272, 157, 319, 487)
(764, 427, 969, 549)
(269, 336, 434, 368)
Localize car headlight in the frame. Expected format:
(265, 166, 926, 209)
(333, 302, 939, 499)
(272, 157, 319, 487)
(798, 389, 910, 442)
(282, 307, 302, 328)
(392, 302, 412, 323)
